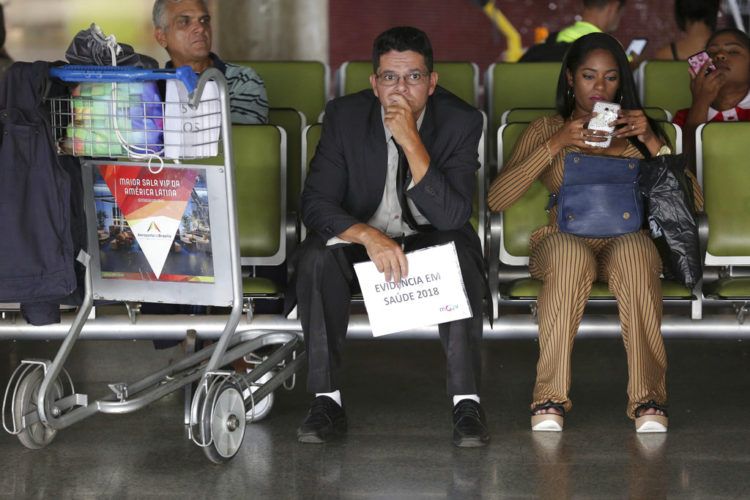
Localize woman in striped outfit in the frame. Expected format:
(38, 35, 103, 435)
(488, 33, 677, 433)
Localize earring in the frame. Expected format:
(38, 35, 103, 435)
(567, 87, 574, 100)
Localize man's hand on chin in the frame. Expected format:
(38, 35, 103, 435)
(384, 93, 420, 150)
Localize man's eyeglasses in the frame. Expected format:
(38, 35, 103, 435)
(376, 71, 431, 86)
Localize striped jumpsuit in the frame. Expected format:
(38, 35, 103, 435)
(488, 115, 700, 418)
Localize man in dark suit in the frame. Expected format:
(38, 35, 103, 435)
(295, 26, 488, 447)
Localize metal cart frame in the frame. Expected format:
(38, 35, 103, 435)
(2, 68, 304, 463)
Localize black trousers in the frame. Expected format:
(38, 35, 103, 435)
(295, 229, 485, 396)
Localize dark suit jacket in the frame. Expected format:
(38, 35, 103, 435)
(301, 86, 483, 242)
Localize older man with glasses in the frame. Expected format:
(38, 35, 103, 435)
(292, 26, 488, 447)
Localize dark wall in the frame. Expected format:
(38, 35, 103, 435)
(329, 0, 727, 73)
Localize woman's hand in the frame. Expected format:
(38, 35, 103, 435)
(548, 113, 608, 155)
(690, 61, 726, 107)
(612, 109, 652, 141)
(613, 109, 662, 155)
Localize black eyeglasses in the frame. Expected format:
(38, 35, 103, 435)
(376, 71, 431, 86)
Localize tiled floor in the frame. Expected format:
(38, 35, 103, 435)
(1, 336, 748, 499)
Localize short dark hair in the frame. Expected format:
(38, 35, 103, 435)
(372, 26, 433, 73)
(706, 28, 750, 52)
(556, 32, 669, 150)
(583, 0, 626, 8)
(675, 0, 720, 32)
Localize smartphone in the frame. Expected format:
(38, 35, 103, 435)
(626, 38, 648, 57)
(586, 101, 620, 148)
(687, 50, 716, 76)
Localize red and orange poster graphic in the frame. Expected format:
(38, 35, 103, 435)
(97, 164, 211, 282)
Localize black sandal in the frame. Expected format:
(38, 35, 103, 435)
(531, 400, 565, 432)
(634, 400, 668, 433)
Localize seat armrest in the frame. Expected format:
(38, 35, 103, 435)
(696, 212, 708, 266)
(488, 212, 503, 320)
(691, 211, 708, 320)
(286, 210, 299, 275)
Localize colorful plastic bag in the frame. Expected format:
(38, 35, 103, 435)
(66, 81, 163, 157)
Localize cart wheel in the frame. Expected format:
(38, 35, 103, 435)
(242, 370, 274, 422)
(202, 381, 246, 464)
(14, 369, 64, 450)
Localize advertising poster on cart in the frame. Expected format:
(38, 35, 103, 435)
(93, 164, 215, 283)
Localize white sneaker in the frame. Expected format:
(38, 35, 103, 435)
(242, 370, 274, 422)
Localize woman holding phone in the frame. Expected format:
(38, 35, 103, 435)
(673, 28, 750, 169)
(673, 28, 750, 128)
(488, 33, 673, 433)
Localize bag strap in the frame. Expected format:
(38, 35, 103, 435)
(546, 192, 558, 212)
(631, 137, 652, 160)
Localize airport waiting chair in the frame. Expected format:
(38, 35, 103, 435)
(485, 62, 560, 162)
(500, 107, 673, 125)
(335, 61, 371, 96)
(660, 121, 681, 153)
(194, 124, 289, 297)
(232, 61, 329, 124)
(231, 125, 288, 265)
(696, 122, 750, 322)
(645, 107, 673, 122)
(488, 121, 693, 319)
(637, 60, 692, 118)
(500, 107, 557, 125)
(336, 61, 481, 107)
(475, 112, 488, 251)
(299, 123, 323, 241)
(268, 108, 306, 214)
(231, 125, 288, 296)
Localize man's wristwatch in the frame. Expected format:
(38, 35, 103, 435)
(656, 144, 672, 156)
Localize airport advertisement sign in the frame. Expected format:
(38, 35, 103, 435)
(93, 164, 215, 283)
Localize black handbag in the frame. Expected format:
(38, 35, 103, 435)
(639, 154, 702, 289)
(554, 153, 644, 238)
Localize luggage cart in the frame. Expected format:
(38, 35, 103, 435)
(1, 65, 304, 463)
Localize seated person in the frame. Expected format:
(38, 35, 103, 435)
(673, 28, 750, 166)
(673, 28, 750, 127)
(489, 33, 674, 433)
(520, 0, 626, 62)
(652, 0, 720, 61)
(556, 0, 626, 42)
(148, 0, 267, 370)
(294, 27, 488, 447)
(153, 0, 268, 124)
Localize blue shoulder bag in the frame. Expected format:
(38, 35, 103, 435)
(553, 152, 643, 238)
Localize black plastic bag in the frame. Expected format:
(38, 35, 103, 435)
(65, 23, 158, 68)
(639, 154, 702, 289)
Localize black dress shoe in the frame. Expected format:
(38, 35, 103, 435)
(452, 399, 490, 447)
(297, 396, 347, 443)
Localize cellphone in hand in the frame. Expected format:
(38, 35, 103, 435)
(586, 101, 620, 148)
(626, 38, 648, 57)
(687, 50, 716, 76)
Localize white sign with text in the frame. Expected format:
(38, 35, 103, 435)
(354, 242, 471, 337)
